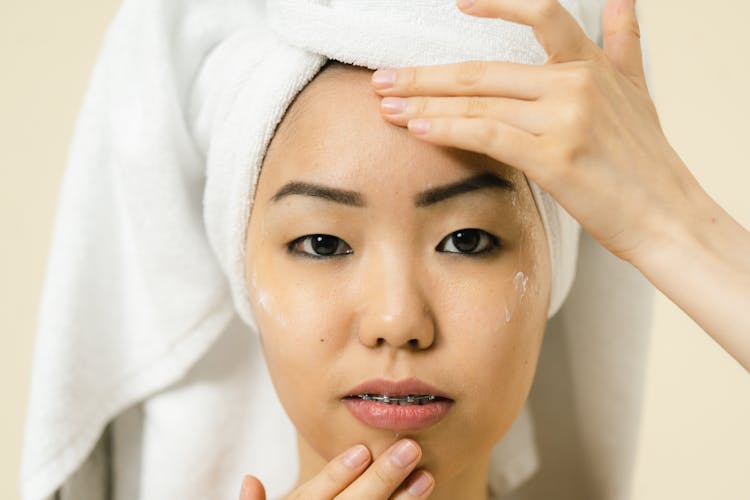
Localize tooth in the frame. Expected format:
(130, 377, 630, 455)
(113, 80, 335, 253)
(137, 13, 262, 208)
(352, 394, 438, 405)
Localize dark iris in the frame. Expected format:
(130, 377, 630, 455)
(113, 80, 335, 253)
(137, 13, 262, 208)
(452, 229, 481, 252)
(311, 234, 338, 255)
(436, 228, 500, 256)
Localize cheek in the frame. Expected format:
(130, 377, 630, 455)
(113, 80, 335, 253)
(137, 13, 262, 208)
(252, 267, 351, 348)
(438, 222, 549, 435)
(246, 247, 353, 410)
(442, 265, 545, 399)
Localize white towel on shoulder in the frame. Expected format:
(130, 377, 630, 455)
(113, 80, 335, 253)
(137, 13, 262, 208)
(20, 1, 653, 499)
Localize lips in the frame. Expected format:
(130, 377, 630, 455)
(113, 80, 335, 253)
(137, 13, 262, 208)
(343, 377, 453, 400)
(341, 377, 454, 431)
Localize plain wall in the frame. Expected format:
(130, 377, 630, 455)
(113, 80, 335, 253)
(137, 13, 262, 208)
(2, 1, 748, 499)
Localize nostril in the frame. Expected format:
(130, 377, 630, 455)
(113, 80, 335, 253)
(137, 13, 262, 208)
(409, 339, 418, 347)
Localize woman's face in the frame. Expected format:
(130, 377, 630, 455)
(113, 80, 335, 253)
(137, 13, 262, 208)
(245, 63, 551, 484)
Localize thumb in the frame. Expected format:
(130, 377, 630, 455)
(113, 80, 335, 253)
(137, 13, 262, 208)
(602, 0, 646, 86)
(239, 475, 266, 500)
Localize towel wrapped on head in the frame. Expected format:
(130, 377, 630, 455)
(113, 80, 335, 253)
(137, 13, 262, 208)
(193, 0, 582, 331)
(20, 1, 653, 499)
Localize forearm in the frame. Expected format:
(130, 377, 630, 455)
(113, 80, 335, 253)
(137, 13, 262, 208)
(632, 176, 750, 371)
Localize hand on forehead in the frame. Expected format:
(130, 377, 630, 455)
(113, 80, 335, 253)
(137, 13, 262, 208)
(266, 61, 531, 201)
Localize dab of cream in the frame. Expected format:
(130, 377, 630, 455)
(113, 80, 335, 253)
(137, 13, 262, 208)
(257, 290, 288, 327)
(513, 271, 528, 296)
(251, 268, 289, 328)
(504, 271, 529, 323)
(257, 290, 271, 313)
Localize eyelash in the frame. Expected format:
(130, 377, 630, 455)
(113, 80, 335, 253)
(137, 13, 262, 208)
(287, 234, 354, 260)
(286, 229, 501, 260)
(438, 229, 501, 257)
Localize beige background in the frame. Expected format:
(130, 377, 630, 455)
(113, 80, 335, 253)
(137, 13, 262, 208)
(2, 1, 749, 499)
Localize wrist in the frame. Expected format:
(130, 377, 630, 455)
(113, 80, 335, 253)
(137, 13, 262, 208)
(627, 152, 726, 272)
(627, 153, 750, 307)
(629, 173, 750, 371)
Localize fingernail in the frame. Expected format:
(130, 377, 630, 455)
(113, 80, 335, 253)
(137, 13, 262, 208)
(381, 97, 407, 114)
(372, 69, 397, 88)
(390, 440, 419, 468)
(457, 0, 476, 9)
(407, 471, 434, 496)
(407, 119, 431, 135)
(342, 444, 369, 468)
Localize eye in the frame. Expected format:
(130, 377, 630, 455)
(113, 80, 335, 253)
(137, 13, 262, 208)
(436, 228, 500, 256)
(287, 234, 353, 259)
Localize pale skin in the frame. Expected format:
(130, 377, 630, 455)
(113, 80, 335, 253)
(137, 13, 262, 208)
(240, 0, 750, 497)
(241, 61, 550, 499)
(367, 0, 750, 372)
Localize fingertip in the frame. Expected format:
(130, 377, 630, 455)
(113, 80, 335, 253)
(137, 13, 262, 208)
(404, 437, 421, 449)
(341, 443, 371, 469)
(406, 470, 435, 498)
(456, 0, 477, 11)
(401, 438, 423, 460)
(239, 475, 266, 500)
(407, 118, 431, 135)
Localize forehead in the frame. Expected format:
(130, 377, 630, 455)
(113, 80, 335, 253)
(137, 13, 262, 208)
(261, 62, 528, 200)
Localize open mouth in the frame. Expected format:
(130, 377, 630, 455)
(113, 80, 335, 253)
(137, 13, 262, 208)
(343, 394, 451, 406)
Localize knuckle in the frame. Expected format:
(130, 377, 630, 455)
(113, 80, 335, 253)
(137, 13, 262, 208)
(402, 66, 420, 92)
(414, 97, 429, 116)
(465, 96, 488, 117)
(532, 0, 560, 23)
(570, 65, 596, 94)
(556, 136, 586, 168)
(629, 18, 642, 39)
(604, 17, 641, 41)
(455, 60, 486, 89)
(321, 460, 346, 485)
(373, 463, 395, 487)
(562, 100, 590, 129)
(476, 119, 501, 147)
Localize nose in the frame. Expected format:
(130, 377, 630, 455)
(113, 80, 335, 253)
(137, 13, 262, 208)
(357, 249, 436, 350)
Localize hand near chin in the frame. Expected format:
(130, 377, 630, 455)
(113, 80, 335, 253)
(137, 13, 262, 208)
(238, 439, 434, 499)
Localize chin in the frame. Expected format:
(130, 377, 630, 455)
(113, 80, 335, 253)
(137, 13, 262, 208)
(351, 421, 486, 483)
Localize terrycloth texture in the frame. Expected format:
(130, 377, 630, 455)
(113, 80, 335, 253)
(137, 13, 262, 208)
(20, 0, 654, 499)
(197, 0, 581, 330)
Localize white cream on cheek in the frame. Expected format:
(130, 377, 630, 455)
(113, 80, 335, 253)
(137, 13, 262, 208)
(249, 268, 289, 328)
(504, 271, 529, 323)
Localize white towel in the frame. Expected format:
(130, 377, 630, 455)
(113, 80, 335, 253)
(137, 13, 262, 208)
(20, 0, 654, 499)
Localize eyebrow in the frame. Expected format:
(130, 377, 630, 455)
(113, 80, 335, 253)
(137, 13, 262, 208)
(270, 172, 515, 208)
(271, 181, 365, 207)
(415, 172, 515, 207)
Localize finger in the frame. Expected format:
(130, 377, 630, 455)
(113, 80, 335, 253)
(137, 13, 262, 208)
(391, 470, 435, 499)
(239, 475, 265, 500)
(337, 439, 422, 500)
(602, 0, 646, 86)
(297, 444, 371, 498)
(371, 60, 553, 100)
(379, 95, 545, 135)
(405, 117, 545, 179)
(456, 0, 600, 63)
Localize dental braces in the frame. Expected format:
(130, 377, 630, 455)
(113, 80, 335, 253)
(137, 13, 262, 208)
(352, 394, 437, 405)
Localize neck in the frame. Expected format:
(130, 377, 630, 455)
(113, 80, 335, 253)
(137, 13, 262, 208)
(294, 432, 490, 500)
